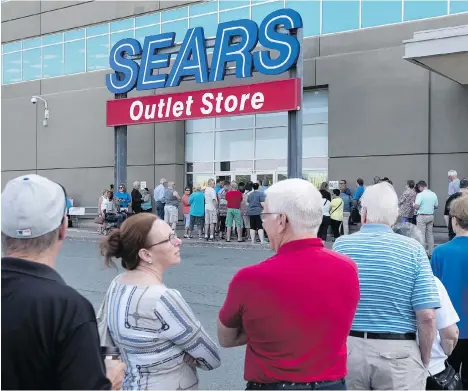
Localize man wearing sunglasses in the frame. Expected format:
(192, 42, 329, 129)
(1, 174, 125, 390)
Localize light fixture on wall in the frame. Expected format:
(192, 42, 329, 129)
(31, 95, 49, 127)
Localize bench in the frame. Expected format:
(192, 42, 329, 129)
(68, 206, 99, 227)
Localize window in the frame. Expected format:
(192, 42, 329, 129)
(219, 7, 250, 22)
(64, 29, 85, 41)
(162, 19, 188, 43)
(450, 1, 468, 13)
(186, 118, 215, 133)
(404, 1, 447, 21)
(87, 24, 109, 37)
(3, 41, 21, 53)
(86, 35, 109, 71)
(42, 44, 63, 78)
(23, 37, 41, 50)
(162, 6, 188, 22)
(322, 1, 360, 34)
(186, 132, 214, 161)
(286, 0, 320, 37)
(219, 0, 249, 11)
(256, 111, 288, 128)
(362, 0, 402, 28)
(190, 1, 217, 16)
(135, 13, 160, 28)
(255, 127, 287, 159)
(22, 49, 41, 81)
(42, 33, 63, 46)
(111, 30, 134, 47)
(216, 115, 254, 130)
(215, 129, 253, 160)
(303, 90, 329, 124)
(64, 40, 85, 74)
(303, 123, 328, 157)
(110, 19, 134, 32)
(190, 14, 218, 38)
(252, 1, 284, 25)
(2, 52, 22, 84)
(135, 26, 161, 45)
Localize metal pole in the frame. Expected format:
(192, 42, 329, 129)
(114, 72, 128, 189)
(287, 28, 303, 179)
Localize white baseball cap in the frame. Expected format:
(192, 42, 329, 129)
(1, 174, 67, 239)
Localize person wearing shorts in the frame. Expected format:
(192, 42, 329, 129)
(204, 179, 218, 241)
(163, 181, 180, 231)
(181, 187, 191, 238)
(225, 182, 244, 242)
(247, 183, 266, 244)
(188, 185, 205, 239)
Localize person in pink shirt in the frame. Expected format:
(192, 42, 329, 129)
(181, 187, 192, 238)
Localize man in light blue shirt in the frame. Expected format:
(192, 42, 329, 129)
(448, 170, 460, 196)
(153, 178, 168, 220)
(414, 180, 439, 257)
(333, 182, 439, 390)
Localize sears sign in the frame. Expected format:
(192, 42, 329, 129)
(106, 8, 303, 94)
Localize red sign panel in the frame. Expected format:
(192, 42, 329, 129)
(106, 78, 301, 127)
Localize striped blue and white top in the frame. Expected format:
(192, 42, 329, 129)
(333, 224, 440, 333)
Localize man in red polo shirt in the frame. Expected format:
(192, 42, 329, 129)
(217, 178, 360, 390)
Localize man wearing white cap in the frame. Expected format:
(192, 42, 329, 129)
(1, 174, 124, 390)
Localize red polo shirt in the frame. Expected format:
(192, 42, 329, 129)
(219, 238, 359, 383)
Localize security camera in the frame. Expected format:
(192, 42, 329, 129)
(31, 97, 37, 104)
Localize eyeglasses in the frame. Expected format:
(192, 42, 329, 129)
(147, 233, 179, 248)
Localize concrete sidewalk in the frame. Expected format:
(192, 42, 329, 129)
(66, 217, 450, 248)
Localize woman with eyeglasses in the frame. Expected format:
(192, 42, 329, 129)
(100, 213, 221, 390)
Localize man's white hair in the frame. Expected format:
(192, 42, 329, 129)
(448, 170, 457, 177)
(133, 181, 140, 188)
(361, 182, 399, 226)
(266, 178, 323, 234)
(160, 178, 167, 184)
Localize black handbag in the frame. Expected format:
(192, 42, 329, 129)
(427, 362, 463, 390)
(351, 207, 361, 223)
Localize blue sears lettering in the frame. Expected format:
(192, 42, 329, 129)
(106, 8, 303, 94)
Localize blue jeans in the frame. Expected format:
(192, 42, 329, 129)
(155, 201, 165, 220)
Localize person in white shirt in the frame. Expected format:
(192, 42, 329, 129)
(317, 190, 331, 241)
(153, 178, 168, 220)
(393, 223, 460, 389)
(204, 179, 218, 241)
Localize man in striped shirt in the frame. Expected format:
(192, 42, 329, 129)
(333, 182, 440, 390)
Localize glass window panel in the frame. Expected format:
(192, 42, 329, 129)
(303, 158, 329, 170)
(404, 1, 447, 21)
(135, 13, 160, 27)
(162, 19, 188, 43)
(302, 169, 328, 187)
(255, 127, 287, 159)
(64, 40, 85, 74)
(193, 173, 215, 186)
(303, 123, 328, 157)
(2, 52, 22, 84)
(362, 0, 402, 27)
(219, 0, 249, 11)
(110, 19, 134, 32)
(87, 35, 109, 71)
(285, 1, 320, 37)
(216, 161, 253, 171)
(42, 33, 63, 46)
(190, 14, 218, 38)
(216, 115, 254, 130)
(256, 111, 288, 127)
(186, 132, 214, 161)
(190, 1, 217, 16)
(64, 28, 85, 41)
(255, 158, 287, 170)
(219, 7, 250, 22)
(450, 1, 468, 13)
(3, 41, 22, 53)
(42, 44, 63, 78)
(162, 6, 188, 22)
(23, 37, 41, 49)
(135, 25, 161, 45)
(215, 129, 253, 160)
(186, 118, 216, 133)
(111, 30, 134, 47)
(303, 90, 328, 124)
(252, 1, 284, 24)
(322, 1, 360, 34)
(87, 24, 109, 37)
(22, 48, 41, 81)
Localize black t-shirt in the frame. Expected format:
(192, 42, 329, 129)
(1, 257, 111, 390)
(444, 192, 463, 239)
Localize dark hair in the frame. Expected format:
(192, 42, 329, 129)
(253, 182, 260, 190)
(216, 179, 221, 184)
(108, 191, 114, 201)
(144, 187, 149, 191)
(340, 179, 347, 185)
(407, 180, 415, 189)
(417, 180, 427, 188)
(223, 180, 230, 186)
(320, 189, 331, 201)
(245, 181, 253, 192)
(333, 189, 340, 197)
(238, 182, 245, 192)
(357, 178, 364, 186)
(100, 213, 157, 270)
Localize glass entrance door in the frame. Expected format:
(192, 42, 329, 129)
(234, 174, 251, 184)
(256, 173, 273, 187)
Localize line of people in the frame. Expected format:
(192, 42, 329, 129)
(2, 174, 467, 390)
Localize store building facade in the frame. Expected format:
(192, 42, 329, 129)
(2, 0, 468, 225)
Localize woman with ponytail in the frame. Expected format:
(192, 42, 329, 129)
(99, 213, 221, 390)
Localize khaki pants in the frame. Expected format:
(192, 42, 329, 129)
(346, 336, 427, 390)
(342, 212, 350, 235)
(416, 214, 435, 256)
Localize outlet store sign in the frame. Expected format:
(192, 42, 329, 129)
(106, 8, 303, 126)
